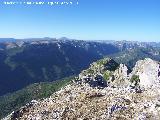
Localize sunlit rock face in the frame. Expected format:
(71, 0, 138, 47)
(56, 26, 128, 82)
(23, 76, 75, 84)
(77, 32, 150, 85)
(131, 58, 160, 88)
(110, 64, 130, 87)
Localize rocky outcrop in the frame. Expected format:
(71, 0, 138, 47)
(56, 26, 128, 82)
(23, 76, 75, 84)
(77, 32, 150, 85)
(131, 58, 160, 88)
(3, 58, 160, 120)
(78, 58, 119, 88)
(109, 64, 130, 87)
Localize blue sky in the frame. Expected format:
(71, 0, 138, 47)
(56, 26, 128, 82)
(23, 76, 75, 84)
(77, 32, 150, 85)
(0, 0, 160, 41)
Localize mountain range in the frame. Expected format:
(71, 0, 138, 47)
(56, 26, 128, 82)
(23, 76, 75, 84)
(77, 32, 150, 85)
(0, 38, 160, 118)
(1, 38, 160, 96)
(0, 38, 120, 96)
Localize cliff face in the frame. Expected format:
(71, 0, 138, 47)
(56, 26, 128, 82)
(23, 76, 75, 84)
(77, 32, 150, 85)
(3, 58, 160, 120)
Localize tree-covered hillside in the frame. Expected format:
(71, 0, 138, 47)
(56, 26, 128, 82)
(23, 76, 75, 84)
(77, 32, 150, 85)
(109, 47, 160, 69)
(0, 76, 73, 119)
(0, 40, 119, 96)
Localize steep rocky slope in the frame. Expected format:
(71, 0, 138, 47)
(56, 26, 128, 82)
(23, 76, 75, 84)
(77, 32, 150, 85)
(3, 58, 160, 120)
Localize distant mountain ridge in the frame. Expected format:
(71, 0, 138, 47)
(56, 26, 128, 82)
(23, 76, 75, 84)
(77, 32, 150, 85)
(0, 39, 120, 96)
(0, 37, 160, 49)
(1, 38, 160, 96)
(0, 38, 160, 96)
(0, 38, 16, 43)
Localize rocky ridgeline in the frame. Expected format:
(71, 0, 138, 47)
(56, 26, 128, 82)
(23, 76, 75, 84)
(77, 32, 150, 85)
(3, 58, 160, 120)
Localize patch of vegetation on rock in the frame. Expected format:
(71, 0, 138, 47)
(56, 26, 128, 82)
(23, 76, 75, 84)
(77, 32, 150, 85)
(130, 75, 140, 86)
(96, 58, 110, 65)
(103, 71, 111, 81)
(86, 68, 94, 74)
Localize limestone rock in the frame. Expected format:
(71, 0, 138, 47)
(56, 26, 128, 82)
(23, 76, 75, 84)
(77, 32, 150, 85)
(109, 64, 130, 87)
(131, 58, 160, 88)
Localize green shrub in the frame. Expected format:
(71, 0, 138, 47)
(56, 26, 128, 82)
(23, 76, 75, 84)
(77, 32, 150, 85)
(87, 69, 94, 74)
(103, 71, 110, 81)
(130, 75, 140, 86)
(97, 58, 109, 65)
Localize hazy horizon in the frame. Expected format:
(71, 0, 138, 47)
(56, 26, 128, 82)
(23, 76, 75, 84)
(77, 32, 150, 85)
(0, 37, 160, 42)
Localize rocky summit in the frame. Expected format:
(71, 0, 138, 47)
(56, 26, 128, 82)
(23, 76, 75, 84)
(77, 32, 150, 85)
(3, 58, 160, 120)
